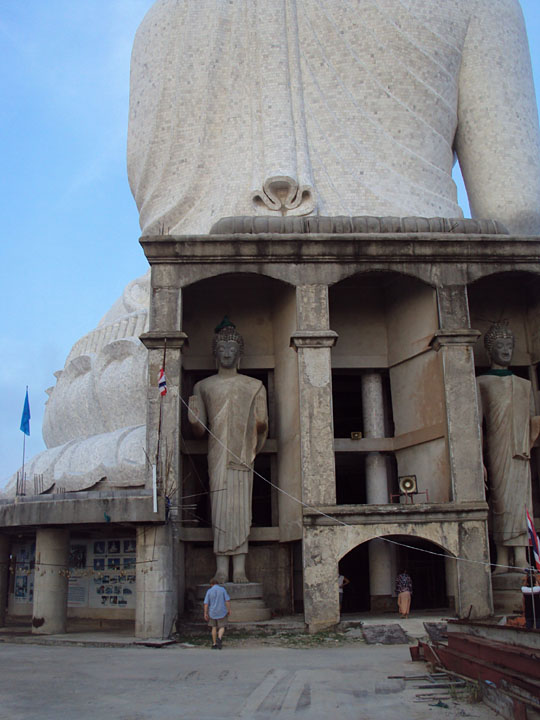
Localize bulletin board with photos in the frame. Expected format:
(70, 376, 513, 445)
(89, 538, 136, 609)
(10, 537, 136, 610)
(11, 541, 35, 604)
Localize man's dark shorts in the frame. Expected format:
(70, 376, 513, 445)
(208, 617, 228, 629)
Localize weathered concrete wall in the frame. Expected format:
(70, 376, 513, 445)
(302, 502, 491, 630)
(0, 492, 165, 528)
(182, 274, 278, 365)
(395, 438, 448, 503)
(386, 277, 438, 367)
(329, 281, 388, 367)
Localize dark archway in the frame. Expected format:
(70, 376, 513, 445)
(339, 536, 449, 613)
(390, 535, 448, 610)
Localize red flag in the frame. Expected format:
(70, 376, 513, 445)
(526, 507, 540, 572)
(158, 368, 167, 396)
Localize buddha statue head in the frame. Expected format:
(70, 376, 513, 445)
(212, 317, 244, 370)
(484, 321, 515, 368)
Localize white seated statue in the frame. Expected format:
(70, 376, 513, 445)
(8, 0, 540, 494)
(4, 274, 149, 495)
(187, 321, 268, 583)
(477, 323, 540, 572)
(128, 0, 540, 236)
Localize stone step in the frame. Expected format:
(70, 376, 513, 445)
(196, 582, 264, 601)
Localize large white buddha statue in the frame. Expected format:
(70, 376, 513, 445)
(7, 0, 540, 495)
(128, 0, 540, 236)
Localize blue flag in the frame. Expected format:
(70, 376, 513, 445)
(20, 388, 30, 436)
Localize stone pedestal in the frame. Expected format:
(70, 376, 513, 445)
(196, 582, 271, 622)
(32, 528, 69, 635)
(492, 572, 525, 614)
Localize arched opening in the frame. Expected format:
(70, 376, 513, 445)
(180, 272, 300, 614)
(339, 536, 449, 614)
(329, 271, 447, 507)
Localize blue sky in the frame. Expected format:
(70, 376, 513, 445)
(1, 1, 539, 486)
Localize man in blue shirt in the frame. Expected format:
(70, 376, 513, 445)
(203, 579, 231, 649)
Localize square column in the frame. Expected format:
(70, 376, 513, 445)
(432, 284, 492, 617)
(290, 285, 338, 506)
(136, 525, 176, 639)
(291, 285, 339, 632)
(139, 266, 188, 638)
(32, 528, 69, 634)
(430, 330, 483, 503)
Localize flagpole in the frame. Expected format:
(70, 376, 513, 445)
(21, 433, 26, 494)
(20, 385, 30, 495)
(532, 568, 537, 629)
(156, 339, 167, 468)
(526, 505, 538, 628)
(153, 339, 168, 513)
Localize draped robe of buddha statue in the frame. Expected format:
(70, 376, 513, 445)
(189, 373, 268, 556)
(128, 0, 540, 236)
(477, 373, 537, 548)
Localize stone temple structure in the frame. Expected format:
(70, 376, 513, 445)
(1, 0, 540, 636)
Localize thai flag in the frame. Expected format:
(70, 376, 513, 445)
(527, 507, 540, 572)
(158, 368, 167, 396)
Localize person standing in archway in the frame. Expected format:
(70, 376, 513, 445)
(395, 570, 413, 619)
(338, 573, 350, 611)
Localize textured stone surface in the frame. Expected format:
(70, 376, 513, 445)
(4, 274, 150, 495)
(362, 624, 409, 645)
(129, 0, 540, 236)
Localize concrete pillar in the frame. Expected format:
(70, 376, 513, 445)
(430, 328, 484, 502)
(433, 284, 492, 618)
(140, 267, 188, 636)
(136, 525, 176, 639)
(32, 528, 69, 635)
(292, 284, 339, 632)
(433, 286, 485, 503)
(362, 372, 393, 610)
(0, 535, 9, 627)
(302, 528, 340, 633)
(291, 285, 338, 506)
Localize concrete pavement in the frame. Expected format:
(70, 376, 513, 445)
(0, 628, 496, 720)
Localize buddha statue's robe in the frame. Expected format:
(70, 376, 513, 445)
(477, 373, 537, 548)
(189, 374, 268, 555)
(128, 0, 540, 236)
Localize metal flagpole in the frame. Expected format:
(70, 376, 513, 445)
(528, 564, 537, 629)
(154, 340, 167, 512)
(20, 433, 26, 495)
(156, 339, 167, 467)
(20, 386, 30, 495)
(526, 505, 538, 629)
